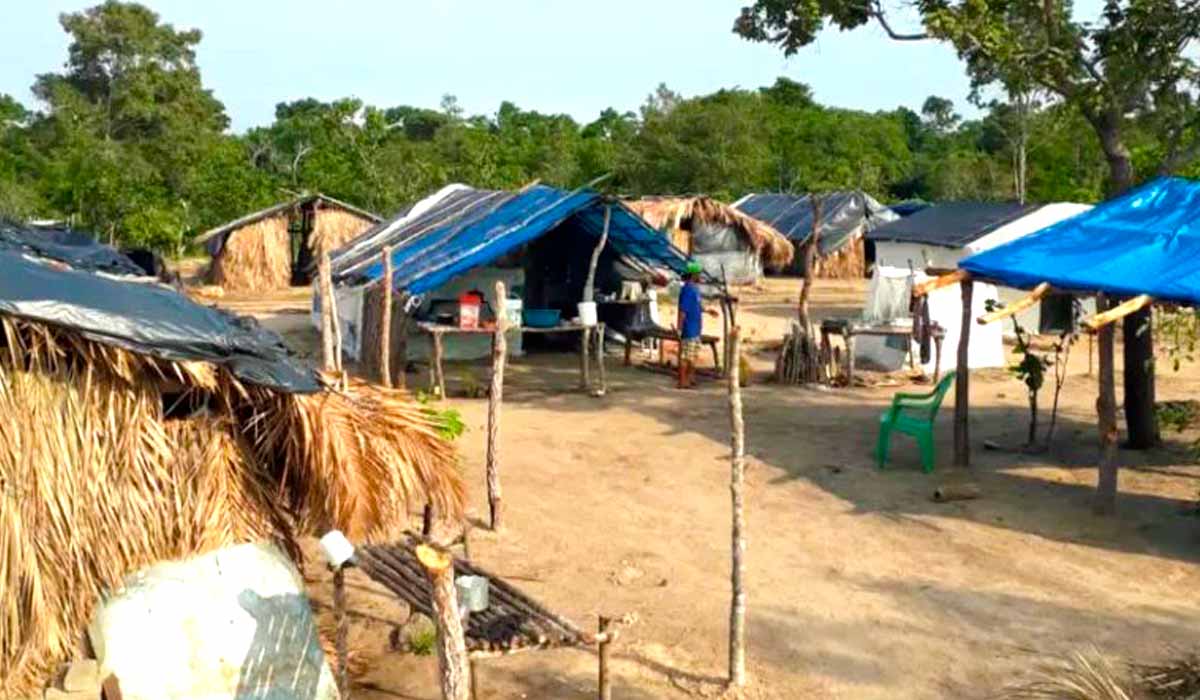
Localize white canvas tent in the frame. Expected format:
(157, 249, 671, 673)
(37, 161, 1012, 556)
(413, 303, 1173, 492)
(859, 202, 1093, 373)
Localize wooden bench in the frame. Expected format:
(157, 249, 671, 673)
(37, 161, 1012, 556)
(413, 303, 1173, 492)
(623, 326, 721, 372)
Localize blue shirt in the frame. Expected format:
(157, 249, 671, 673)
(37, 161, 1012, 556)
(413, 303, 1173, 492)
(678, 282, 703, 339)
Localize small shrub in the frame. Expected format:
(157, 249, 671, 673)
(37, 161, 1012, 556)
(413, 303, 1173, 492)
(407, 626, 437, 657)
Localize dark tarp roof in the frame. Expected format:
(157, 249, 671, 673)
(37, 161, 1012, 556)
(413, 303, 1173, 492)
(732, 191, 898, 257)
(888, 201, 931, 218)
(960, 177, 1200, 306)
(867, 201, 1040, 249)
(0, 220, 145, 276)
(330, 184, 697, 293)
(0, 247, 319, 393)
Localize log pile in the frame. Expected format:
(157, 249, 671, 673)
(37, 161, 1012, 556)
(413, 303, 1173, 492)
(774, 320, 825, 385)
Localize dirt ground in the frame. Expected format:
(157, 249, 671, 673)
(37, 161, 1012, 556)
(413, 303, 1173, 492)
(224, 277, 1200, 699)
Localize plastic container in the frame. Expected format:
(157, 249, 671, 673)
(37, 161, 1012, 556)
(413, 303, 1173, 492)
(577, 301, 598, 327)
(504, 297, 523, 328)
(455, 575, 489, 613)
(523, 308, 561, 328)
(458, 291, 482, 329)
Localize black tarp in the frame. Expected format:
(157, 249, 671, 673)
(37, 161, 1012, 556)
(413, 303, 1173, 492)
(0, 248, 320, 393)
(733, 191, 899, 256)
(1, 221, 145, 276)
(867, 201, 1039, 248)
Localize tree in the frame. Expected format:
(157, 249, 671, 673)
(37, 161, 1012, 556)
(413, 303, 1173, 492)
(733, 0, 1200, 447)
(921, 96, 960, 133)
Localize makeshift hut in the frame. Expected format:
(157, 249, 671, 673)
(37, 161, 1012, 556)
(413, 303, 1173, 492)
(939, 176, 1200, 511)
(625, 196, 793, 284)
(859, 201, 1092, 373)
(196, 193, 381, 293)
(327, 183, 697, 378)
(0, 241, 464, 698)
(732, 190, 899, 278)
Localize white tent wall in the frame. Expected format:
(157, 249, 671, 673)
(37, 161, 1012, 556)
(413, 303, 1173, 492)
(690, 220, 762, 285)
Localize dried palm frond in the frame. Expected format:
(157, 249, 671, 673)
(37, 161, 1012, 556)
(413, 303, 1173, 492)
(0, 314, 463, 697)
(210, 215, 293, 293)
(1001, 649, 1136, 700)
(1135, 652, 1200, 698)
(626, 196, 795, 269)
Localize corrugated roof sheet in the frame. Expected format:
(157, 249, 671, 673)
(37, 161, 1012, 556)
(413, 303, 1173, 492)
(732, 191, 898, 257)
(330, 184, 695, 294)
(867, 201, 1040, 249)
(960, 177, 1200, 305)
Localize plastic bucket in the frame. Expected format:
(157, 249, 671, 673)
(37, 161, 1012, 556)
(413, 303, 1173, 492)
(577, 301, 598, 327)
(458, 292, 482, 329)
(504, 297, 523, 327)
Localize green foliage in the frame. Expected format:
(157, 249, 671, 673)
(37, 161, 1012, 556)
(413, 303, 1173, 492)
(1156, 400, 1200, 434)
(406, 625, 436, 656)
(415, 391, 467, 441)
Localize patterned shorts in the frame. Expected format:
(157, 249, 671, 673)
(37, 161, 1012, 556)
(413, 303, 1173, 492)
(680, 338, 701, 362)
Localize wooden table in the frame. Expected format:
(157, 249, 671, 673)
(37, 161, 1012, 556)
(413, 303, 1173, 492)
(819, 320, 946, 386)
(416, 321, 607, 398)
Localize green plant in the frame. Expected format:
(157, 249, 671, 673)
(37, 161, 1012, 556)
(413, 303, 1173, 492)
(407, 626, 437, 656)
(415, 391, 467, 441)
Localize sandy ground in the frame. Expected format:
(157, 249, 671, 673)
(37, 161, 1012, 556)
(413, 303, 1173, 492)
(224, 277, 1200, 699)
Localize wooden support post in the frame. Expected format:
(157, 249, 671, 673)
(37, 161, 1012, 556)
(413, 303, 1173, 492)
(319, 253, 336, 373)
(380, 247, 394, 388)
(954, 278, 974, 468)
(913, 269, 969, 297)
(431, 331, 446, 399)
(487, 281, 508, 531)
(397, 311, 411, 389)
(581, 326, 592, 391)
(727, 326, 747, 688)
(1095, 293, 1120, 515)
(844, 329, 855, 387)
(1082, 293, 1152, 330)
(933, 330, 944, 383)
(333, 566, 349, 700)
(417, 545, 471, 700)
(598, 616, 613, 700)
(595, 322, 607, 396)
(320, 252, 343, 374)
(423, 503, 434, 537)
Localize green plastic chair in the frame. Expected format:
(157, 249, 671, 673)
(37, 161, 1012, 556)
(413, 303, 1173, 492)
(875, 371, 958, 473)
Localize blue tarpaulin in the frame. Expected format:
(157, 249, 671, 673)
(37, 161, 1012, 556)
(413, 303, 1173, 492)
(959, 177, 1200, 306)
(331, 185, 695, 294)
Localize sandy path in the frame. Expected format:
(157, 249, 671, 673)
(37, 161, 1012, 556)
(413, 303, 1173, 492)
(262, 278, 1200, 699)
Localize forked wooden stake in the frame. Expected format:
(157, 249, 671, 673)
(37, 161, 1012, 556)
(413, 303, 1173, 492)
(727, 326, 747, 687)
(417, 544, 471, 700)
(977, 282, 1051, 325)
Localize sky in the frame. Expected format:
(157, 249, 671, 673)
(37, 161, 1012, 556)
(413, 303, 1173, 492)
(0, 1, 1034, 133)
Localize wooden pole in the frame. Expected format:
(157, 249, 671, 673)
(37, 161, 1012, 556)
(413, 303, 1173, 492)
(319, 253, 337, 372)
(320, 252, 343, 374)
(432, 331, 446, 399)
(954, 278, 974, 468)
(595, 322, 607, 396)
(598, 616, 613, 700)
(727, 326, 747, 687)
(333, 566, 349, 699)
(581, 326, 592, 391)
(583, 204, 611, 303)
(417, 544, 471, 700)
(486, 281, 508, 531)
(380, 247, 394, 388)
(1095, 293, 1120, 515)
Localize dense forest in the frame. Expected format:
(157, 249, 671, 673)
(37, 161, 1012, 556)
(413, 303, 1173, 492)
(0, 1, 1191, 254)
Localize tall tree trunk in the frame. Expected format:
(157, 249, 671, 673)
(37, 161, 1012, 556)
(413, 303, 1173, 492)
(1095, 294, 1120, 515)
(797, 198, 822, 332)
(1093, 117, 1156, 449)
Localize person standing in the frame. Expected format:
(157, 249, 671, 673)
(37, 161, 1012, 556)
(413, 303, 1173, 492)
(677, 261, 705, 389)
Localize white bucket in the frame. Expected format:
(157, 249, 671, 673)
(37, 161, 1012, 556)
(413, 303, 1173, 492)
(504, 297, 523, 327)
(577, 301, 598, 327)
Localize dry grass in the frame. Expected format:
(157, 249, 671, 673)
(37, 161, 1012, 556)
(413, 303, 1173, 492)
(812, 236, 868, 279)
(311, 208, 375, 263)
(0, 315, 463, 697)
(627, 196, 795, 269)
(1001, 649, 1137, 699)
(210, 215, 293, 293)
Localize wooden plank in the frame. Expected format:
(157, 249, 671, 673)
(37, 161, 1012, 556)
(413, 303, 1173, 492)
(1082, 294, 1152, 331)
(977, 282, 1051, 325)
(913, 269, 969, 297)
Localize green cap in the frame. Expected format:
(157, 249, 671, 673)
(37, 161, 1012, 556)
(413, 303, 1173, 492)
(685, 260, 703, 276)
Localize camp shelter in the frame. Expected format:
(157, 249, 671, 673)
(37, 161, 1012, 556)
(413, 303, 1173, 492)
(0, 241, 464, 697)
(1, 219, 149, 276)
(860, 201, 1093, 372)
(196, 193, 381, 293)
(732, 191, 899, 278)
(327, 183, 696, 376)
(947, 176, 1200, 507)
(625, 196, 793, 284)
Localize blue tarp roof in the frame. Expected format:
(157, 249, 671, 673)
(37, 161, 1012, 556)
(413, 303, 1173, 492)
(959, 177, 1200, 305)
(331, 184, 695, 294)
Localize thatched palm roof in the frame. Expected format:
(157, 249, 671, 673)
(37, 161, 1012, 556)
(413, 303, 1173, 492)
(626, 196, 795, 268)
(0, 247, 463, 697)
(194, 193, 382, 246)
